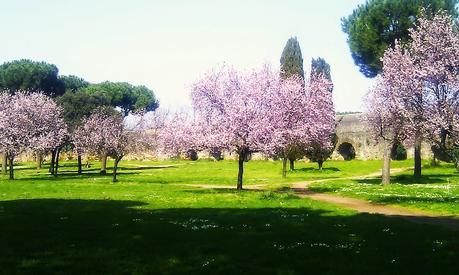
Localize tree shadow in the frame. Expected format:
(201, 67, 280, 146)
(118, 165, 178, 171)
(294, 167, 341, 173)
(0, 199, 458, 274)
(366, 195, 459, 205)
(11, 170, 141, 182)
(356, 174, 450, 185)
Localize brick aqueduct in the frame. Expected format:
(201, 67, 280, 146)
(332, 114, 432, 160)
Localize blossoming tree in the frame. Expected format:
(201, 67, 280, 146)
(268, 75, 334, 177)
(74, 111, 129, 182)
(0, 92, 67, 179)
(409, 10, 459, 172)
(191, 66, 280, 189)
(190, 65, 335, 188)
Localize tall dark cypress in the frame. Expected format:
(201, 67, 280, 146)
(280, 37, 304, 80)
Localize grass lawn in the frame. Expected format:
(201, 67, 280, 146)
(309, 161, 459, 216)
(0, 159, 458, 274)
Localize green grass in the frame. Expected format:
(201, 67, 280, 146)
(0, 159, 458, 274)
(309, 161, 459, 216)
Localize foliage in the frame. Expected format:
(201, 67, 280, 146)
(57, 90, 111, 131)
(342, 0, 458, 77)
(73, 111, 129, 181)
(304, 134, 338, 169)
(190, 65, 334, 186)
(82, 81, 159, 116)
(311, 57, 331, 81)
(0, 92, 67, 179)
(0, 59, 65, 97)
(391, 141, 407, 160)
(280, 37, 304, 79)
(363, 11, 459, 182)
(59, 75, 89, 92)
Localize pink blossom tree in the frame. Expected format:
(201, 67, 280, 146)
(267, 74, 334, 177)
(365, 11, 459, 182)
(364, 80, 410, 185)
(159, 111, 202, 158)
(191, 66, 279, 189)
(364, 40, 421, 184)
(409, 10, 459, 171)
(73, 111, 130, 182)
(0, 92, 67, 179)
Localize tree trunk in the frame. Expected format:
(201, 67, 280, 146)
(49, 150, 56, 175)
(430, 155, 437, 167)
(414, 138, 422, 178)
(382, 140, 391, 185)
(237, 152, 245, 190)
(8, 156, 14, 180)
(2, 153, 7, 174)
(112, 157, 121, 182)
(54, 149, 60, 176)
(77, 155, 82, 175)
(36, 153, 42, 170)
(289, 158, 295, 171)
(282, 158, 287, 178)
(318, 160, 323, 171)
(100, 153, 108, 175)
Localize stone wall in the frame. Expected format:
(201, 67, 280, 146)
(332, 113, 432, 160)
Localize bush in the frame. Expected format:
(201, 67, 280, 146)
(391, 141, 407, 160)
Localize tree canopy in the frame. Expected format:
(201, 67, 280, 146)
(342, 0, 458, 77)
(57, 90, 111, 130)
(0, 59, 65, 97)
(311, 57, 331, 81)
(280, 37, 304, 79)
(59, 75, 89, 92)
(82, 81, 159, 116)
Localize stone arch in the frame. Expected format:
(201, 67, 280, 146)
(337, 141, 356, 160)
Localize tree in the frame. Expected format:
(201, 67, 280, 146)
(342, 0, 458, 77)
(304, 134, 337, 170)
(268, 75, 334, 177)
(311, 57, 331, 81)
(59, 75, 89, 92)
(280, 37, 304, 80)
(73, 111, 131, 182)
(304, 57, 336, 169)
(0, 92, 67, 179)
(159, 111, 201, 158)
(0, 59, 66, 170)
(280, 37, 305, 170)
(0, 59, 65, 96)
(82, 81, 159, 174)
(364, 39, 420, 184)
(57, 90, 111, 174)
(82, 81, 159, 116)
(191, 66, 278, 189)
(408, 10, 459, 176)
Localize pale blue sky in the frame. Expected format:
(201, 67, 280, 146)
(0, 0, 372, 112)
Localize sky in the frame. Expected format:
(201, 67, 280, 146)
(0, 0, 373, 112)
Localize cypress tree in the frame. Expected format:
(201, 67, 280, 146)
(280, 37, 304, 80)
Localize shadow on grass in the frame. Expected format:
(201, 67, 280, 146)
(366, 195, 459, 205)
(0, 199, 458, 274)
(293, 167, 341, 173)
(119, 165, 178, 171)
(355, 174, 450, 185)
(11, 170, 141, 182)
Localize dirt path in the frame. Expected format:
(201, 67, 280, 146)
(187, 167, 459, 230)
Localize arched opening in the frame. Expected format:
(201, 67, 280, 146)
(338, 142, 356, 160)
